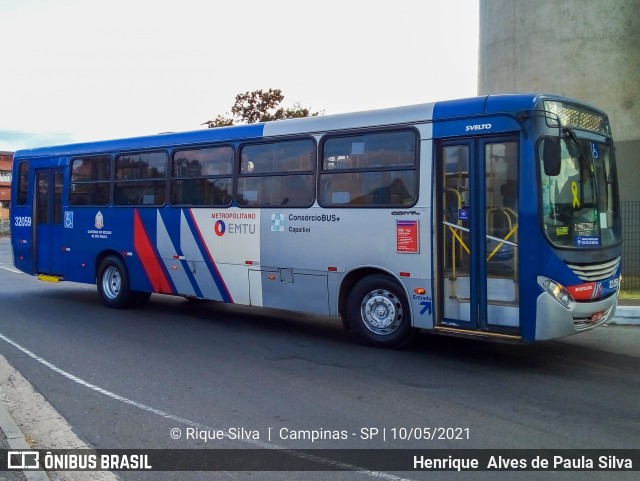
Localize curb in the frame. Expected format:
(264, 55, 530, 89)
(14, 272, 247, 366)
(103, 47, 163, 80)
(608, 306, 640, 326)
(0, 402, 50, 481)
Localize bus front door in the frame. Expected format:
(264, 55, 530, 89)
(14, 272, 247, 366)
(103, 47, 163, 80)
(34, 169, 64, 275)
(436, 138, 520, 338)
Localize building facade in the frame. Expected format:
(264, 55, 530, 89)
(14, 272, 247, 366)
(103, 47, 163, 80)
(478, 0, 640, 202)
(0, 152, 12, 221)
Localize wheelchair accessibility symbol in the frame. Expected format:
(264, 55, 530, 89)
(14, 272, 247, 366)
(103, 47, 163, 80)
(64, 211, 74, 228)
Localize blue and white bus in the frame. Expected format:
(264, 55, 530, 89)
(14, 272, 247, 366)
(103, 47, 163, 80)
(10, 94, 622, 347)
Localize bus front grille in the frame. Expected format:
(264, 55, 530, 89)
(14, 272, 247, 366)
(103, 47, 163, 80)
(566, 257, 621, 282)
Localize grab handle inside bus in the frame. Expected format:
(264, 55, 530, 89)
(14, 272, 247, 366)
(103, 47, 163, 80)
(542, 135, 561, 176)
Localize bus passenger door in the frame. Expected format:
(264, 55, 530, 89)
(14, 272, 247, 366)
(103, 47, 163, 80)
(34, 169, 64, 275)
(436, 138, 520, 337)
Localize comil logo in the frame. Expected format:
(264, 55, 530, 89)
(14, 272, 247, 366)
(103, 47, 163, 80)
(214, 220, 226, 236)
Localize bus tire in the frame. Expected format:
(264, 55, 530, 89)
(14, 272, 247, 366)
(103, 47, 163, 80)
(346, 274, 416, 348)
(97, 256, 137, 309)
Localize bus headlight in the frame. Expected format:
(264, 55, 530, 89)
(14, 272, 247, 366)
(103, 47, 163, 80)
(537, 277, 576, 310)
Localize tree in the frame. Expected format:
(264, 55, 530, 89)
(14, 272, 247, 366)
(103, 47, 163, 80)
(203, 89, 322, 128)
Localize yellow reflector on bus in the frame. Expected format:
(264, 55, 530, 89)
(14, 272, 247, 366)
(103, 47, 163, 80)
(38, 274, 62, 283)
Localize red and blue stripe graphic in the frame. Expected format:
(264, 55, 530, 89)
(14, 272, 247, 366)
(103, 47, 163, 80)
(133, 209, 174, 294)
(132, 208, 233, 302)
(185, 209, 233, 303)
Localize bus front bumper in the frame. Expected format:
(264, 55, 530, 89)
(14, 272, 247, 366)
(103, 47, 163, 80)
(535, 292, 618, 341)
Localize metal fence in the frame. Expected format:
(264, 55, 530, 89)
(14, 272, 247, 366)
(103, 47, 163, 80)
(622, 201, 640, 291)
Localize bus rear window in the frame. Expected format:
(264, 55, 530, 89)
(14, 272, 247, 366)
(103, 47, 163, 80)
(319, 130, 418, 207)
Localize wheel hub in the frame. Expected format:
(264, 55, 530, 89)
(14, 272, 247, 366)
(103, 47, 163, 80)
(361, 290, 402, 334)
(103, 266, 121, 299)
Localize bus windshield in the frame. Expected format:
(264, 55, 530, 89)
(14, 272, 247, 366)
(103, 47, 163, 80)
(540, 134, 621, 248)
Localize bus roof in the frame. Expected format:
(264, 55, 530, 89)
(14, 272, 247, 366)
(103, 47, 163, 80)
(13, 93, 597, 159)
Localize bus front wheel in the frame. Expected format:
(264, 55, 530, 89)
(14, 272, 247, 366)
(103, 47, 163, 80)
(97, 256, 149, 309)
(346, 275, 416, 348)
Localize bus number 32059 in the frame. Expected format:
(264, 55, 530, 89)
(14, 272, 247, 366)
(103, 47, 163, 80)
(14, 216, 32, 227)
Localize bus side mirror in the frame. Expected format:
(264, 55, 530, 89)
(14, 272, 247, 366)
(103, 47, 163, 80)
(542, 136, 561, 176)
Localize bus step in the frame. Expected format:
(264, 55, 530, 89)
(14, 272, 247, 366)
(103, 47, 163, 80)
(37, 274, 63, 283)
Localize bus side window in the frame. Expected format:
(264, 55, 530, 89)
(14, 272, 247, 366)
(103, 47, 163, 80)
(114, 152, 167, 206)
(238, 139, 315, 207)
(320, 171, 361, 204)
(170, 146, 233, 207)
(238, 176, 260, 206)
(320, 130, 417, 207)
(282, 174, 313, 206)
(70, 156, 111, 206)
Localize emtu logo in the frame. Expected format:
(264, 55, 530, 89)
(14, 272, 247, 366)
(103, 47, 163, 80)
(214, 220, 226, 236)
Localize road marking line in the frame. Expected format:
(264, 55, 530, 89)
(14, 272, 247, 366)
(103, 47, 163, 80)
(0, 332, 414, 481)
(0, 265, 23, 274)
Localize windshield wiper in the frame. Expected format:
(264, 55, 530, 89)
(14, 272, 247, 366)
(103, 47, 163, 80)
(563, 127, 593, 178)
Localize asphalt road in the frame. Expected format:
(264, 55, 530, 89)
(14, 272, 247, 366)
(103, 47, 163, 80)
(0, 237, 638, 481)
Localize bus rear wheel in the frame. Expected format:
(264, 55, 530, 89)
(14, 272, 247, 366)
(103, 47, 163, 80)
(97, 256, 149, 309)
(346, 274, 415, 348)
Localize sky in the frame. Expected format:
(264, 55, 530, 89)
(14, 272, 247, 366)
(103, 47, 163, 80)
(0, 0, 479, 151)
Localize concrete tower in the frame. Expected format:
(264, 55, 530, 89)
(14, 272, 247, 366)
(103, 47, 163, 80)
(478, 0, 640, 202)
